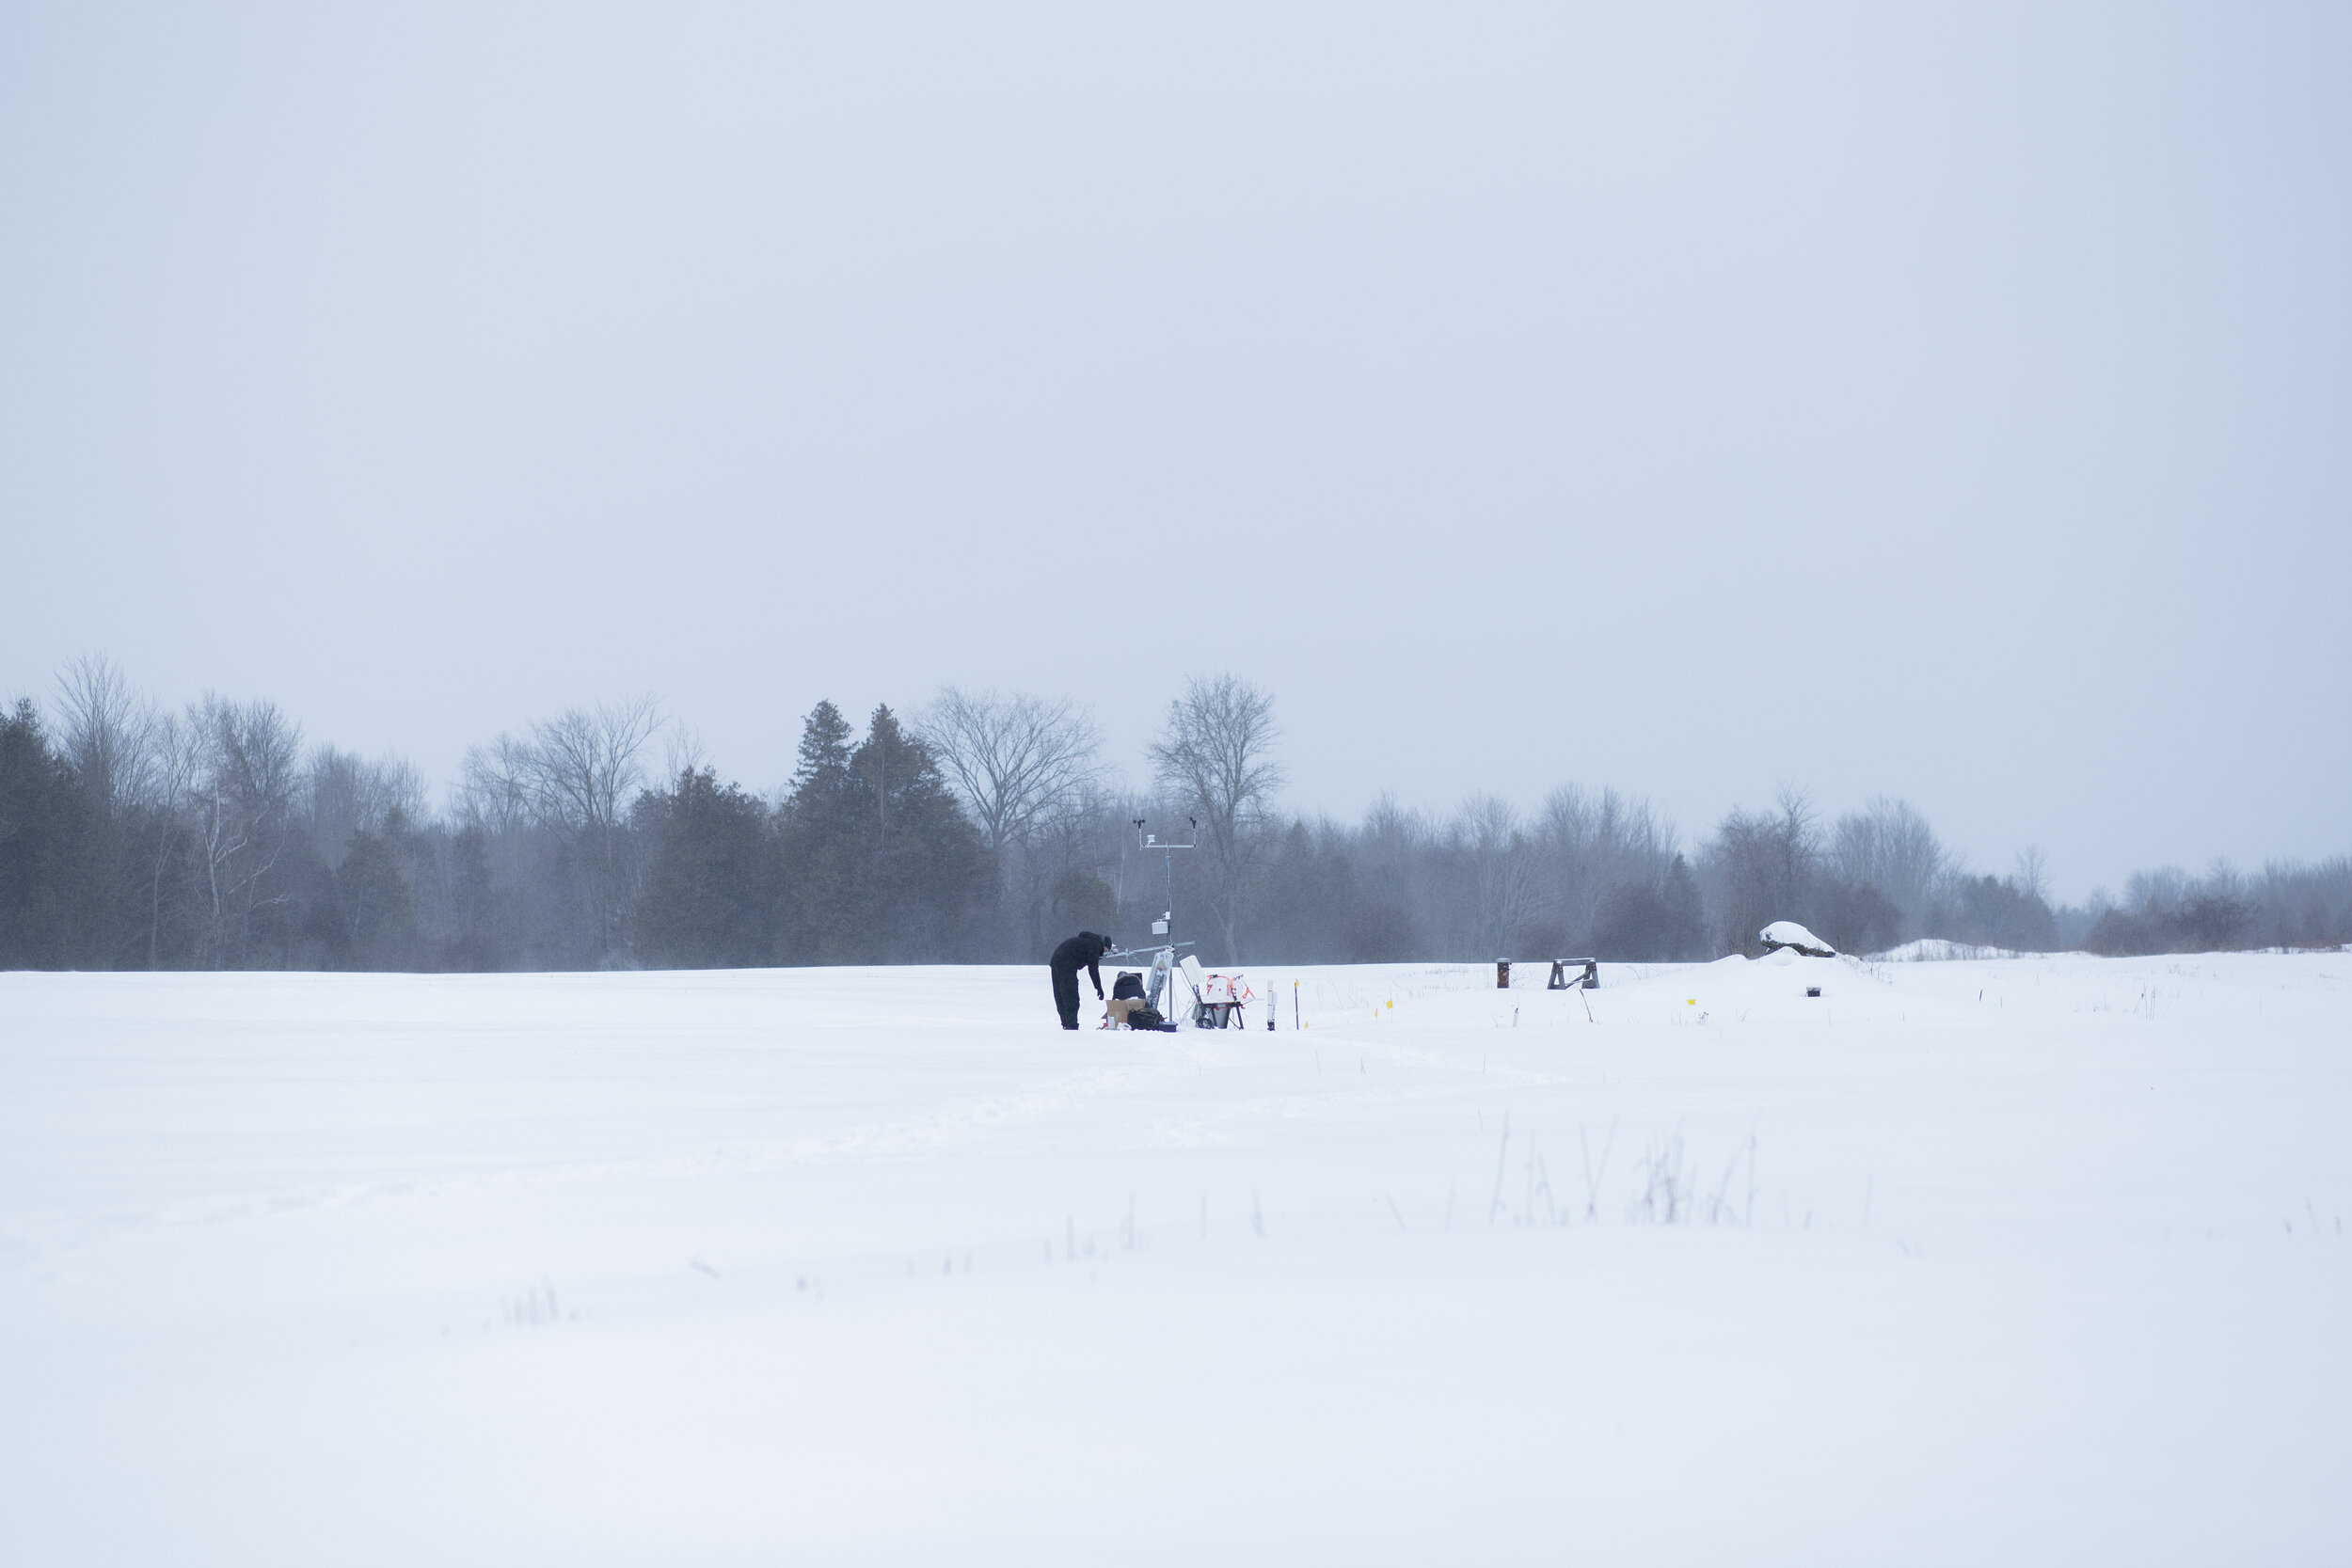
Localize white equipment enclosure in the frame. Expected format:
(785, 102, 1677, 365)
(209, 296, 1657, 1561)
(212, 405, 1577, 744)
(1180, 955, 1254, 1030)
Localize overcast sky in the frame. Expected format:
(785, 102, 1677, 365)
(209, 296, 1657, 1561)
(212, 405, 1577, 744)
(4, 3, 2345, 899)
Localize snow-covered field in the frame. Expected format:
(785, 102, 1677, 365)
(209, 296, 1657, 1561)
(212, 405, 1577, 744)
(4, 952, 2348, 1564)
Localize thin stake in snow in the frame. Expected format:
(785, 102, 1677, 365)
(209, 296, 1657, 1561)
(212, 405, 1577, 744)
(1488, 1111, 1512, 1224)
(1709, 1148, 1742, 1225)
(1745, 1134, 1759, 1227)
(1581, 1119, 1617, 1222)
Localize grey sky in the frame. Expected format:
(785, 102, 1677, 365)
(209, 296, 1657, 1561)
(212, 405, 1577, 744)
(4, 3, 2345, 900)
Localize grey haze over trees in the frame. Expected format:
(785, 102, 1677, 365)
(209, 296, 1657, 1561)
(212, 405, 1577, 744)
(3, 657, 2348, 975)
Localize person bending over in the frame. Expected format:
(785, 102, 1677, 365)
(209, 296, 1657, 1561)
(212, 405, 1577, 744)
(1049, 931, 1112, 1030)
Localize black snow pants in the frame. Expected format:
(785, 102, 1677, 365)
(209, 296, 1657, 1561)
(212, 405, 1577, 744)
(1051, 965, 1083, 1030)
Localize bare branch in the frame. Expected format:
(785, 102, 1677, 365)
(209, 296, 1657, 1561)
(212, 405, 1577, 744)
(54, 654, 157, 813)
(916, 687, 1104, 854)
(1147, 673, 1284, 958)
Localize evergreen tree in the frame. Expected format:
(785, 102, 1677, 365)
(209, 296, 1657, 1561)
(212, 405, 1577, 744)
(634, 768, 775, 967)
(791, 700, 854, 798)
(776, 702, 866, 962)
(775, 702, 993, 962)
(1590, 853, 1708, 960)
(1250, 819, 1362, 962)
(1945, 874, 2060, 952)
(0, 701, 100, 968)
(1816, 879, 1900, 955)
(1590, 880, 1670, 960)
(1046, 864, 1119, 941)
(440, 824, 501, 970)
(335, 823, 418, 968)
(850, 705, 994, 959)
(1661, 853, 1707, 959)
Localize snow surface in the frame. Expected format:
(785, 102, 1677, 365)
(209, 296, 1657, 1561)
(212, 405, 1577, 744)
(5, 954, 2350, 1564)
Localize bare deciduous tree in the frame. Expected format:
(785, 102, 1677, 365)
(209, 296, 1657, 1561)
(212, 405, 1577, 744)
(190, 695, 304, 967)
(1149, 673, 1284, 961)
(1831, 796, 1947, 930)
(456, 733, 539, 834)
(527, 696, 664, 838)
(54, 655, 156, 814)
(450, 697, 664, 958)
(917, 688, 1104, 855)
(528, 695, 665, 958)
(141, 711, 199, 968)
(2012, 845, 2050, 904)
(1700, 785, 1822, 956)
(662, 723, 709, 786)
(1456, 794, 1541, 958)
(1537, 784, 1677, 944)
(308, 747, 428, 868)
(914, 689, 1106, 958)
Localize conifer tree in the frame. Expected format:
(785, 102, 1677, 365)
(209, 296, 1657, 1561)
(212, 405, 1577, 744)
(850, 705, 993, 958)
(791, 701, 854, 797)
(335, 824, 418, 968)
(775, 702, 992, 962)
(1661, 853, 1707, 959)
(775, 702, 866, 962)
(0, 701, 100, 968)
(635, 768, 775, 967)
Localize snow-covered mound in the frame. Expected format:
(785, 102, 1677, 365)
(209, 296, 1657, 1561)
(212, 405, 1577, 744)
(1758, 919, 1836, 957)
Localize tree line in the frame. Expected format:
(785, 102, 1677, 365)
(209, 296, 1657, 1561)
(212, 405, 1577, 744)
(3, 659, 2346, 972)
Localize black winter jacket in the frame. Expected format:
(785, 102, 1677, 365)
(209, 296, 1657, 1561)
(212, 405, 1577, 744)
(1049, 931, 1112, 994)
